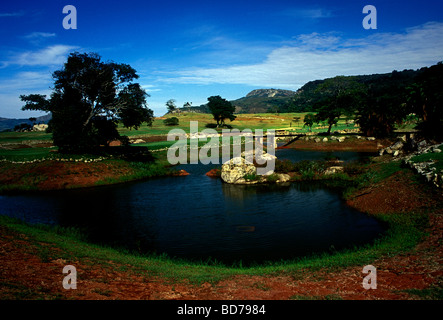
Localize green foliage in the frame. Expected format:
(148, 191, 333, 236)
(406, 62, 443, 139)
(303, 113, 315, 132)
(313, 77, 366, 135)
(163, 117, 179, 126)
(20, 52, 153, 153)
(207, 95, 236, 127)
(165, 99, 177, 113)
(243, 172, 259, 181)
(275, 159, 297, 173)
(280, 64, 443, 138)
(266, 173, 280, 183)
(13, 123, 33, 132)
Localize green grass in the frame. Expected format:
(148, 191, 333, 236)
(401, 285, 443, 300)
(0, 131, 52, 144)
(0, 147, 55, 161)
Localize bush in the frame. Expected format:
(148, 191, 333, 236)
(163, 117, 179, 126)
(266, 173, 279, 183)
(275, 159, 297, 173)
(244, 173, 260, 181)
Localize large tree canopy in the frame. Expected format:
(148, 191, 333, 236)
(207, 95, 236, 127)
(313, 76, 365, 135)
(20, 52, 153, 153)
(406, 62, 443, 139)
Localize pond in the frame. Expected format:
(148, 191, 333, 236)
(0, 149, 385, 266)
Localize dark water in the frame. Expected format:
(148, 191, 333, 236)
(0, 150, 385, 266)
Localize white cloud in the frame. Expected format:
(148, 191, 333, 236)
(10, 45, 79, 67)
(0, 71, 53, 118)
(0, 71, 52, 92)
(0, 12, 24, 18)
(24, 32, 56, 39)
(159, 22, 443, 90)
(23, 32, 56, 45)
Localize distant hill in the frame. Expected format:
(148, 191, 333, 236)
(174, 88, 297, 115)
(0, 114, 51, 132)
(231, 89, 296, 113)
(279, 69, 420, 113)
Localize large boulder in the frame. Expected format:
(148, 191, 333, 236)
(221, 157, 256, 184)
(32, 124, 48, 132)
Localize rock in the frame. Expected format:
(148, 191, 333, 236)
(367, 137, 376, 141)
(418, 140, 428, 151)
(393, 150, 400, 157)
(130, 138, 145, 144)
(322, 137, 328, 142)
(324, 166, 344, 175)
(391, 141, 404, 151)
(256, 152, 277, 162)
(314, 138, 321, 143)
(32, 124, 48, 132)
(221, 157, 256, 184)
(276, 174, 291, 183)
(175, 169, 190, 176)
(338, 137, 346, 143)
(330, 136, 337, 141)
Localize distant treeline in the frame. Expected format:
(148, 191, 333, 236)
(278, 62, 443, 138)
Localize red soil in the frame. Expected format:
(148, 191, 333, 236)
(205, 168, 221, 177)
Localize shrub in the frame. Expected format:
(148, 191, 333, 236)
(275, 159, 297, 173)
(244, 173, 260, 181)
(163, 117, 179, 126)
(266, 173, 279, 183)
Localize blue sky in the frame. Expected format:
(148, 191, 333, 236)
(0, 0, 442, 118)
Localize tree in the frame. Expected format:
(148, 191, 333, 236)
(313, 76, 365, 135)
(20, 52, 153, 153)
(303, 113, 315, 132)
(207, 95, 236, 127)
(166, 99, 177, 113)
(356, 82, 408, 137)
(406, 62, 443, 139)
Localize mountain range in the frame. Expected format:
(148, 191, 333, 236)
(0, 114, 51, 132)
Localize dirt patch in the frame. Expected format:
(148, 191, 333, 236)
(347, 169, 440, 215)
(0, 160, 135, 191)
